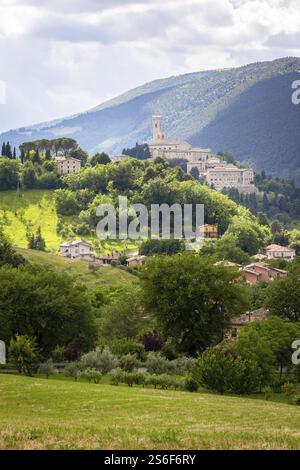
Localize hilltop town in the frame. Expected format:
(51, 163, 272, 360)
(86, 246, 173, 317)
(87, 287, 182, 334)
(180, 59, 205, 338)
(149, 116, 256, 193)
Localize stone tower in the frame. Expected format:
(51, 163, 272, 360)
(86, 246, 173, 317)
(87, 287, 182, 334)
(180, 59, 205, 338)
(152, 115, 165, 143)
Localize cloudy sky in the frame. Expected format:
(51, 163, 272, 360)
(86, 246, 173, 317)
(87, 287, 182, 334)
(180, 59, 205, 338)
(0, 0, 300, 131)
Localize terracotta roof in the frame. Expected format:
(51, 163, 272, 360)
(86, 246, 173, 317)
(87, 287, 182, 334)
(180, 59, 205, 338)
(266, 244, 295, 252)
(126, 255, 146, 262)
(243, 268, 261, 277)
(245, 263, 270, 271)
(99, 252, 124, 260)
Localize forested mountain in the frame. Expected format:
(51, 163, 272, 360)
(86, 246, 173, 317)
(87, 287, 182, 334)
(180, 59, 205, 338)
(1, 57, 300, 183)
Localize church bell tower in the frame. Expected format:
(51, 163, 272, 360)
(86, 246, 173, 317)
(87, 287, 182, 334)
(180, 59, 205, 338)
(152, 115, 165, 144)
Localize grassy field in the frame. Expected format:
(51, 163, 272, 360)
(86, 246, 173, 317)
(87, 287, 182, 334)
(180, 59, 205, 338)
(0, 374, 299, 450)
(0, 189, 60, 250)
(16, 248, 137, 286)
(0, 189, 138, 253)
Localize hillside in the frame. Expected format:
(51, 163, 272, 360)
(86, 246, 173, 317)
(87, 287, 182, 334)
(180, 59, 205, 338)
(0, 374, 299, 450)
(1, 57, 300, 183)
(16, 248, 137, 287)
(0, 189, 138, 253)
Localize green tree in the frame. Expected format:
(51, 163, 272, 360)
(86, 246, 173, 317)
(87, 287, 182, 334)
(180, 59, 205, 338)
(244, 317, 300, 377)
(0, 229, 26, 267)
(234, 328, 275, 389)
(0, 265, 96, 355)
(9, 335, 38, 376)
(192, 347, 260, 395)
(140, 253, 249, 355)
(90, 152, 111, 166)
(266, 272, 300, 322)
(270, 220, 282, 235)
(98, 286, 148, 342)
(257, 212, 269, 226)
(139, 239, 184, 256)
(0, 158, 20, 189)
(20, 161, 37, 188)
(5, 142, 13, 159)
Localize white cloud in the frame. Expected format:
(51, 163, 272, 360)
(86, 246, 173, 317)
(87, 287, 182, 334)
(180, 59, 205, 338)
(0, 0, 300, 130)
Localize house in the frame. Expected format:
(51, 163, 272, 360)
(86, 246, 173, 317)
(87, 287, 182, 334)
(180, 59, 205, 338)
(198, 224, 218, 239)
(126, 255, 146, 267)
(55, 156, 81, 175)
(265, 244, 296, 261)
(98, 252, 125, 265)
(243, 268, 262, 284)
(226, 308, 270, 340)
(243, 262, 287, 284)
(59, 240, 93, 259)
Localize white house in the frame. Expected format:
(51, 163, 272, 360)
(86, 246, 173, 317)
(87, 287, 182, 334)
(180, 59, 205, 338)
(265, 244, 296, 261)
(59, 240, 93, 259)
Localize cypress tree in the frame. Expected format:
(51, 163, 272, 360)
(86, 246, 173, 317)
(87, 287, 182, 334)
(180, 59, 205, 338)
(5, 142, 12, 159)
(20, 148, 25, 164)
(1, 142, 5, 156)
(33, 149, 41, 164)
(45, 149, 52, 161)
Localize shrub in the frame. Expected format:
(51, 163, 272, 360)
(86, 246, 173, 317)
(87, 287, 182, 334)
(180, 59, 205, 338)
(294, 395, 300, 406)
(193, 348, 261, 395)
(8, 335, 38, 377)
(64, 362, 84, 381)
(51, 346, 65, 362)
(119, 354, 139, 372)
(173, 356, 196, 375)
(145, 374, 183, 390)
(185, 375, 199, 392)
(282, 382, 297, 398)
(262, 386, 273, 401)
(109, 368, 125, 386)
(38, 359, 56, 379)
(139, 331, 164, 352)
(145, 374, 161, 389)
(80, 368, 102, 384)
(145, 352, 172, 375)
(110, 339, 145, 360)
(64, 345, 81, 362)
(123, 371, 146, 387)
(81, 347, 118, 374)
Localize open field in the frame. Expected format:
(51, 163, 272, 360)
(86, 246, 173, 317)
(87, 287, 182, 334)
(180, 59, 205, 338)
(16, 248, 138, 286)
(0, 374, 299, 450)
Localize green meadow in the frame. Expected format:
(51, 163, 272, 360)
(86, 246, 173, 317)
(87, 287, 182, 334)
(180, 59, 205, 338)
(0, 189, 60, 250)
(0, 374, 299, 450)
(16, 248, 137, 286)
(0, 189, 138, 254)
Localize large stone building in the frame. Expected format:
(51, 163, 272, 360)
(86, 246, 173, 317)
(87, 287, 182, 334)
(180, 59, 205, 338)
(149, 116, 214, 161)
(55, 156, 81, 175)
(148, 116, 256, 193)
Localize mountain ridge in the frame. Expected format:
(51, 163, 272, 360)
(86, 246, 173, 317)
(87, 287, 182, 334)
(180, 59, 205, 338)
(1, 57, 300, 183)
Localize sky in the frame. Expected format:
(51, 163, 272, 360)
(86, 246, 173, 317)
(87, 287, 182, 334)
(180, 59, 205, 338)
(0, 0, 300, 131)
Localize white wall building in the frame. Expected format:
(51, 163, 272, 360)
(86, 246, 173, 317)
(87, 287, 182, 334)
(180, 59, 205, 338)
(59, 240, 93, 259)
(55, 156, 81, 175)
(265, 244, 296, 261)
(149, 116, 256, 193)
